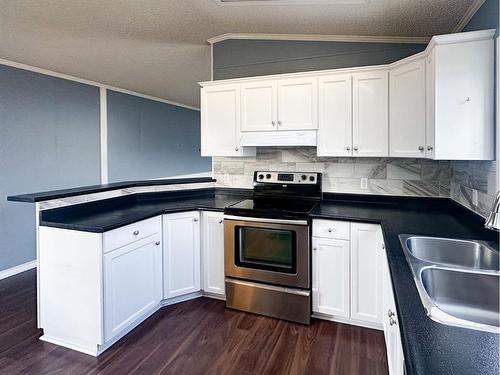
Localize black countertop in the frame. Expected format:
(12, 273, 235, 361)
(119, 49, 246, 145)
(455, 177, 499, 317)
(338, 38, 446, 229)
(7, 177, 216, 202)
(310, 196, 499, 375)
(34, 190, 499, 374)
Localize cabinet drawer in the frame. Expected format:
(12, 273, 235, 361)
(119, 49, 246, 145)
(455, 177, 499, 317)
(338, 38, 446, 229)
(104, 216, 161, 253)
(313, 219, 350, 240)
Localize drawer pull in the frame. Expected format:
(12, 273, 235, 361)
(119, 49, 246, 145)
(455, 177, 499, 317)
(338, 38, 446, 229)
(133, 230, 140, 236)
(327, 228, 335, 233)
(155, 241, 161, 246)
(219, 219, 223, 224)
(389, 318, 397, 326)
(388, 309, 395, 318)
(193, 218, 199, 222)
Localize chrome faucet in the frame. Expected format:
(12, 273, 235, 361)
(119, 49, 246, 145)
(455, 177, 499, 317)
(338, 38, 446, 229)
(485, 191, 500, 231)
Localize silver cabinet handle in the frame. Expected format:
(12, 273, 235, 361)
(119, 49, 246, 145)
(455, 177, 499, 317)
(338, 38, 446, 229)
(219, 219, 223, 224)
(133, 230, 139, 236)
(277, 120, 282, 126)
(271, 121, 276, 126)
(418, 145, 424, 151)
(313, 247, 317, 251)
(235, 147, 239, 152)
(346, 146, 351, 151)
(327, 228, 335, 233)
(427, 145, 433, 151)
(389, 318, 396, 326)
(353, 146, 359, 151)
(155, 241, 160, 246)
(388, 309, 395, 317)
(193, 218, 199, 222)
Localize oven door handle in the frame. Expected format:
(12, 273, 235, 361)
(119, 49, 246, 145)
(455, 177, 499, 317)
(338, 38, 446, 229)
(223, 215, 308, 226)
(225, 278, 310, 296)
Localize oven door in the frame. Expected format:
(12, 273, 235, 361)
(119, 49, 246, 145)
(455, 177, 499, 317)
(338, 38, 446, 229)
(224, 215, 310, 289)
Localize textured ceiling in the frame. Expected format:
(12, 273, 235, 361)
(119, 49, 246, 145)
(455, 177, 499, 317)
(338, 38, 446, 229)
(0, 0, 476, 108)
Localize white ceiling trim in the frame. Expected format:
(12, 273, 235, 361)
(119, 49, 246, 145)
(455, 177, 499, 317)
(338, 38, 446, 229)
(207, 33, 431, 45)
(0, 57, 200, 111)
(452, 0, 486, 33)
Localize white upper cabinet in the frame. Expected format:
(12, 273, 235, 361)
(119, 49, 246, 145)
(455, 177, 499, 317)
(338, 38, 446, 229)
(277, 77, 318, 131)
(241, 80, 277, 132)
(163, 211, 201, 299)
(352, 71, 389, 157)
(390, 58, 426, 158)
(201, 84, 255, 157)
(426, 31, 495, 160)
(317, 74, 353, 157)
(350, 222, 383, 325)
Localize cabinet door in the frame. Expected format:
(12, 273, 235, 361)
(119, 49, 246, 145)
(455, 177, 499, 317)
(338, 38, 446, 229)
(201, 211, 225, 296)
(201, 84, 255, 157)
(350, 223, 383, 324)
(317, 74, 352, 156)
(390, 59, 426, 158)
(352, 71, 389, 157)
(104, 234, 162, 341)
(382, 249, 405, 375)
(163, 211, 201, 299)
(241, 80, 277, 132)
(277, 77, 318, 130)
(312, 237, 350, 318)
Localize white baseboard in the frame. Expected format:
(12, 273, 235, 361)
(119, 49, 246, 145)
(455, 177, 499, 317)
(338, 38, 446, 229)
(312, 313, 383, 331)
(0, 260, 37, 281)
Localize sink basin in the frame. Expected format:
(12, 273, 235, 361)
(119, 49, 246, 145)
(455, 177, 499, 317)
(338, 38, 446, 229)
(421, 267, 499, 329)
(404, 236, 499, 272)
(399, 234, 500, 333)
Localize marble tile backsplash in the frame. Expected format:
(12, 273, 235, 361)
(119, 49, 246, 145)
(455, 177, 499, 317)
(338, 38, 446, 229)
(450, 161, 497, 217)
(214, 147, 452, 198)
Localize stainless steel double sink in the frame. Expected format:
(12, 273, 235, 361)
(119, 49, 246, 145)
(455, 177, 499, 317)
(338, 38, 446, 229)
(399, 235, 499, 333)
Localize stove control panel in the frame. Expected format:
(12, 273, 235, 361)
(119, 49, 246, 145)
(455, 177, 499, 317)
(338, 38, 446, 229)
(255, 171, 320, 185)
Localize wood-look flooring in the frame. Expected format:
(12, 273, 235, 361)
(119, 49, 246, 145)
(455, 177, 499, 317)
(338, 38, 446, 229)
(0, 269, 388, 374)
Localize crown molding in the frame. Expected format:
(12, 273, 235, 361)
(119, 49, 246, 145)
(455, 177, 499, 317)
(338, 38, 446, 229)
(207, 33, 430, 45)
(0, 57, 199, 111)
(452, 0, 486, 33)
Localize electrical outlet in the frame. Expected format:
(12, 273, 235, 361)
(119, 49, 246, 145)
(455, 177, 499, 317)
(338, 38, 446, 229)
(360, 178, 368, 189)
(472, 189, 478, 206)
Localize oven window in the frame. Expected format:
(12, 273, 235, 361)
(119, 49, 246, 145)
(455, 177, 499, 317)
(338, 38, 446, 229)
(235, 226, 296, 273)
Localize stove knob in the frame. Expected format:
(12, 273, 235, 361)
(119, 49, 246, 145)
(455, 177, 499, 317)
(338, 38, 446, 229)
(265, 173, 271, 179)
(301, 175, 307, 180)
(258, 174, 264, 180)
(309, 176, 315, 181)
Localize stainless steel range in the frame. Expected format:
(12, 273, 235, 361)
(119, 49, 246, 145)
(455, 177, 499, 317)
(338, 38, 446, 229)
(224, 171, 322, 324)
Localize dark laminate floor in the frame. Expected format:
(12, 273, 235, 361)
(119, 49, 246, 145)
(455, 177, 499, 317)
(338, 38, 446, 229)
(0, 269, 388, 375)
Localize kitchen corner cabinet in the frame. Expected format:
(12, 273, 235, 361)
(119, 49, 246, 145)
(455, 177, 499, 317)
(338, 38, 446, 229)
(163, 211, 201, 299)
(350, 222, 384, 324)
(200, 84, 255, 157)
(352, 71, 389, 157)
(389, 58, 426, 158)
(201, 211, 225, 297)
(382, 248, 405, 375)
(425, 34, 494, 160)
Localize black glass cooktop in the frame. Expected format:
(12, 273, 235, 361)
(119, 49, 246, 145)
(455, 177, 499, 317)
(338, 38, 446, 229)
(225, 198, 319, 220)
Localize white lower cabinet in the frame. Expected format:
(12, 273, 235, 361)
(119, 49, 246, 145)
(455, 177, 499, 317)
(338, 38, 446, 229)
(201, 211, 225, 297)
(104, 233, 163, 341)
(382, 248, 405, 375)
(312, 220, 383, 329)
(163, 211, 201, 299)
(312, 237, 350, 318)
(350, 222, 384, 324)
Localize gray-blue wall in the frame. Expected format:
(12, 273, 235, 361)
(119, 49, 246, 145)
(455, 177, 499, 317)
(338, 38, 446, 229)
(213, 40, 427, 80)
(107, 90, 210, 182)
(0, 65, 101, 272)
(463, 0, 499, 34)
